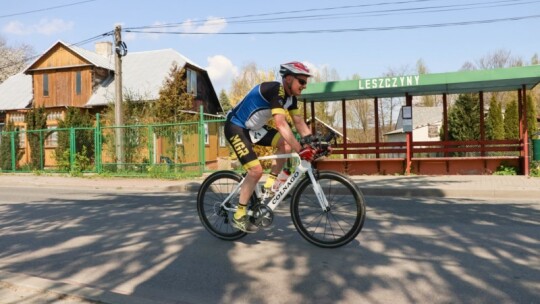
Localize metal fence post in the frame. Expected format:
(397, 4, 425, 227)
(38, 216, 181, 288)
(199, 105, 205, 176)
(39, 130, 44, 170)
(148, 125, 154, 166)
(10, 132, 16, 172)
(95, 114, 102, 173)
(69, 127, 76, 171)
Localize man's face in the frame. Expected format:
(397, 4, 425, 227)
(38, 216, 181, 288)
(287, 74, 308, 96)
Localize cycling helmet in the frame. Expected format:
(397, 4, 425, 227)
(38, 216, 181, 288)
(279, 61, 312, 78)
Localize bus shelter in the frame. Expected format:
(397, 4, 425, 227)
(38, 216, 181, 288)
(300, 65, 540, 176)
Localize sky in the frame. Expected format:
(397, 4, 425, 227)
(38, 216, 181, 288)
(1, 0, 540, 94)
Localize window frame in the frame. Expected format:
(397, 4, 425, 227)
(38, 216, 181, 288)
(186, 68, 197, 96)
(45, 126, 58, 147)
(218, 125, 226, 147)
(204, 123, 209, 145)
(75, 71, 82, 95)
(43, 74, 49, 97)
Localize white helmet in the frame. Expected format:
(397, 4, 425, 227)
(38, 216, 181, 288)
(279, 61, 312, 78)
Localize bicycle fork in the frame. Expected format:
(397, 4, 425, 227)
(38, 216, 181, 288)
(306, 166, 331, 212)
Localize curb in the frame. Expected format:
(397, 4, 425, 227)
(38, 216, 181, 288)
(164, 181, 540, 201)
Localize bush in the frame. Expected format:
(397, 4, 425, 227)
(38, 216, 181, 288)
(494, 164, 518, 175)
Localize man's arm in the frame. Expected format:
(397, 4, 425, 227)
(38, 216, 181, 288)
(291, 114, 312, 138)
(274, 113, 304, 153)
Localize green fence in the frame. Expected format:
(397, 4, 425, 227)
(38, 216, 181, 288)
(0, 107, 228, 177)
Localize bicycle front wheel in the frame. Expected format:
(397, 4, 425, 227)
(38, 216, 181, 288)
(290, 171, 366, 248)
(197, 170, 254, 241)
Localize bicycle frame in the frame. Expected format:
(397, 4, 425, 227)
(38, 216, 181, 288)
(221, 153, 330, 213)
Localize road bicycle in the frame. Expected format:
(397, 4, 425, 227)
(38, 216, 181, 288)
(196, 133, 366, 248)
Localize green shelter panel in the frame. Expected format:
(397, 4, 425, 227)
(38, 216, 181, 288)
(300, 65, 540, 101)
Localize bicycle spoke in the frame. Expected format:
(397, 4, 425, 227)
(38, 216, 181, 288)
(197, 171, 247, 240)
(291, 171, 366, 248)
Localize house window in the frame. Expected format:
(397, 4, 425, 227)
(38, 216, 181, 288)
(17, 127, 26, 148)
(219, 126, 226, 147)
(45, 126, 58, 147)
(186, 69, 197, 95)
(43, 74, 49, 97)
(75, 71, 82, 95)
(176, 130, 183, 145)
(204, 123, 209, 145)
(47, 111, 62, 121)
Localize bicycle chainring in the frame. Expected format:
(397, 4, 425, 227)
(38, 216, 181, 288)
(251, 204, 274, 229)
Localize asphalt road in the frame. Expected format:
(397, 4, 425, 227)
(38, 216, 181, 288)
(0, 185, 539, 304)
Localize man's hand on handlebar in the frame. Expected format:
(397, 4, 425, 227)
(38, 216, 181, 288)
(299, 146, 316, 161)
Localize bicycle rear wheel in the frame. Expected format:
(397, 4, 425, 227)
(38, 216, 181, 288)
(197, 170, 255, 241)
(290, 171, 366, 248)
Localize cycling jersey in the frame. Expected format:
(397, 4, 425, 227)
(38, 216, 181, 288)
(228, 81, 301, 130)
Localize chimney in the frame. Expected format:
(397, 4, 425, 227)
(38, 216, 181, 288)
(95, 41, 112, 57)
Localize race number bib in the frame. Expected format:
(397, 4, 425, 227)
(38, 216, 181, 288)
(249, 128, 268, 143)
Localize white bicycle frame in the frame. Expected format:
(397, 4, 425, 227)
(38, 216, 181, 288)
(221, 153, 331, 213)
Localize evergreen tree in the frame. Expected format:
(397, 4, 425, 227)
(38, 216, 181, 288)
(0, 120, 21, 170)
(485, 97, 505, 140)
(55, 107, 94, 171)
(447, 93, 480, 141)
(153, 63, 195, 123)
(526, 94, 538, 138)
(25, 106, 47, 169)
(504, 100, 519, 140)
(219, 89, 232, 112)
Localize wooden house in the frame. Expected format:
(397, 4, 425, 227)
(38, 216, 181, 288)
(0, 40, 226, 169)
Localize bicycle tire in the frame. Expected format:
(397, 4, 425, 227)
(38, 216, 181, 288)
(290, 171, 366, 248)
(196, 170, 255, 241)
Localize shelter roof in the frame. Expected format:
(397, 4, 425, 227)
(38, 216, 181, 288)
(300, 65, 540, 102)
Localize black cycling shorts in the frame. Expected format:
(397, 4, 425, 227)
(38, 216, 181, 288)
(224, 122, 281, 169)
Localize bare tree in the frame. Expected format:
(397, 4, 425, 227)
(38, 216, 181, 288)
(346, 74, 374, 142)
(476, 49, 518, 69)
(416, 59, 439, 107)
(379, 65, 411, 133)
(228, 62, 274, 106)
(461, 49, 526, 110)
(310, 65, 340, 127)
(0, 36, 34, 83)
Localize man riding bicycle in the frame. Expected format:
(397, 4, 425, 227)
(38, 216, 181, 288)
(224, 61, 317, 233)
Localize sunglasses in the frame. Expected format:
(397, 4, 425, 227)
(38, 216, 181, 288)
(295, 76, 307, 86)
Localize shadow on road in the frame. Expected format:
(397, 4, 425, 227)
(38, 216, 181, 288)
(0, 191, 538, 303)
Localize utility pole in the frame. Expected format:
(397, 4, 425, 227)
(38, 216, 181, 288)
(114, 25, 125, 168)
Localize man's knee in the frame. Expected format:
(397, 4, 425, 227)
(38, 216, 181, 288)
(246, 165, 263, 180)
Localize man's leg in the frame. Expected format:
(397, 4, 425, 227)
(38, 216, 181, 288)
(270, 137, 291, 174)
(239, 164, 263, 206)
(232, 163, 262, 233)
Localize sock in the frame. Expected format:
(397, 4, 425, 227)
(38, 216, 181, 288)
(263, 173, 278, 190)
(235, 204, 247, 220)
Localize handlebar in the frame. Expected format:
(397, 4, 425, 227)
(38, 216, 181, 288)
(300, 131, 337, 160)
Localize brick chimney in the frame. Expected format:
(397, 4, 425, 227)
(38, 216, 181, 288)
(95, 41, 112, 57)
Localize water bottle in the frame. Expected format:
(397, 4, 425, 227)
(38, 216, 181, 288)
(272, 168, 290, 192)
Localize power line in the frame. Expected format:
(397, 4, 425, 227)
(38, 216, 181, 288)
(124, 0, 537, 30)
(0, 0, 97, 19)
(225, 0, 540, 26)
(126, 0, 440, 29)
(125, 13, 540, 35)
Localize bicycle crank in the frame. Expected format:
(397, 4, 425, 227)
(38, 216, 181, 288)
(251, 204, 274, 229)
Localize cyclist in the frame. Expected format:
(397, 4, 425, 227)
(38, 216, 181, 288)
(224, 61, 317, 233)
